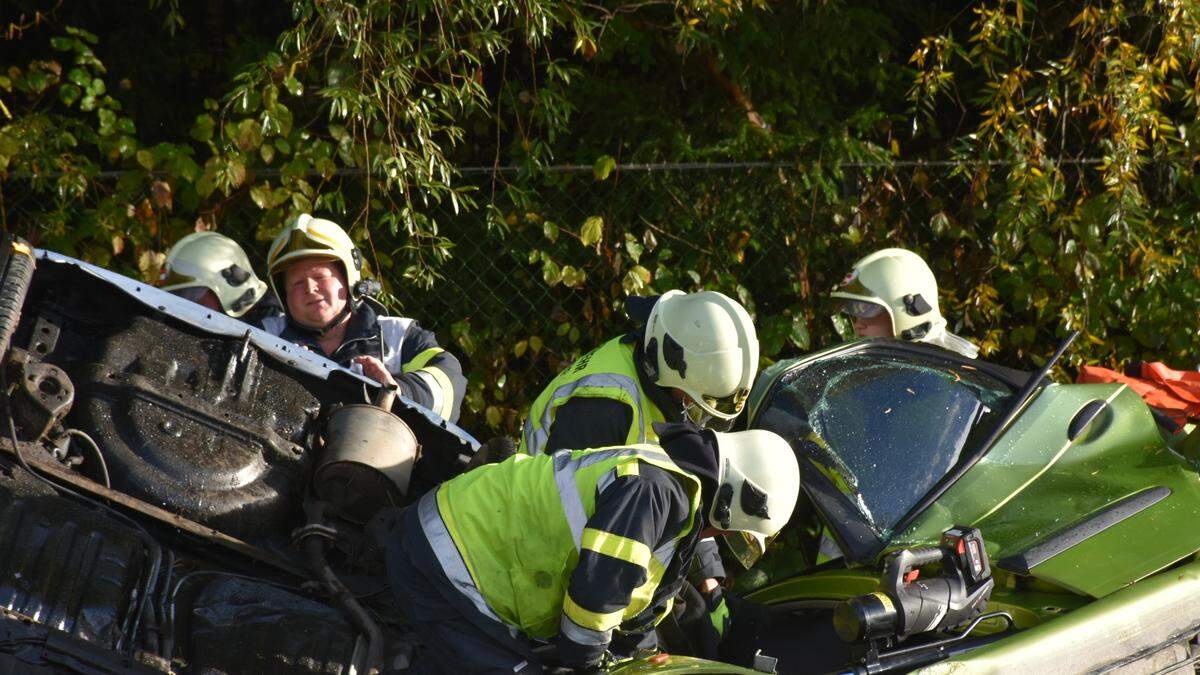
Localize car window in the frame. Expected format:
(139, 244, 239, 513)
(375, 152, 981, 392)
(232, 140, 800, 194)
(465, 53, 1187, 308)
(754, 350, 1014, 557)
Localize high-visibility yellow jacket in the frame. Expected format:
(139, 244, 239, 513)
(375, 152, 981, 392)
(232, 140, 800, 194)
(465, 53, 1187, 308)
(520, 337, 666, 455)
(417, 444, 701, 650)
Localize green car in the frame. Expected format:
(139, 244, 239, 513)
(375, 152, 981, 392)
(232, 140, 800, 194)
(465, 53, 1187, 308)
(686, 336, 1200, 674)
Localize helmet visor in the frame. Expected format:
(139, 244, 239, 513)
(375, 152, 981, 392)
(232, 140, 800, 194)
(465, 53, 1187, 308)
(702, 387, 751, 417)
(841, 300, 886, 319)
(276, 227, 339, 262)
(160, 268, 200, 289)
(723, 531, 768, 570)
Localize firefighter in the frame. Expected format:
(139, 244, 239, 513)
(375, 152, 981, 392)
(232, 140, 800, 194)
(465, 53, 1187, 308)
(262, 214, 466, 422)
(384, 422, 800, 673)
(517, 290, 759, 659)
(520, 290, 758, 455)
(831, 247, 978, 358)
(159, 231, 281, 323)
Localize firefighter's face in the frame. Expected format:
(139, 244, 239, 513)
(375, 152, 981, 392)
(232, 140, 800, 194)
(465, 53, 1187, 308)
(852, 312, 893, 338)
(284, 258, 349, 328)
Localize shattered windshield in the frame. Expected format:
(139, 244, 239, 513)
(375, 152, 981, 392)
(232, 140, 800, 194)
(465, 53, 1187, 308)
(754, 349, 1013, 557)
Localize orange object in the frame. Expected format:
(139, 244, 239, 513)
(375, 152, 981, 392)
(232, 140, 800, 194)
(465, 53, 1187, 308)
(649, 653, 671, 665)
(1077, 362, 1200, 427)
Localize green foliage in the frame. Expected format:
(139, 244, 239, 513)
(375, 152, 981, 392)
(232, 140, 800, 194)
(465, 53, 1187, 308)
(3, 1, 1200, 436)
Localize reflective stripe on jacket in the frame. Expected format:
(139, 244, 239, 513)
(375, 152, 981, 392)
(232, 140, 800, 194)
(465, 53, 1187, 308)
(419, 444, 701, 642)
(520, 337, 665, 455)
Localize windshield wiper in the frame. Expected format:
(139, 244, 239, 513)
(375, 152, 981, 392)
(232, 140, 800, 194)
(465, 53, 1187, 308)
(887, 330, 1080, 540)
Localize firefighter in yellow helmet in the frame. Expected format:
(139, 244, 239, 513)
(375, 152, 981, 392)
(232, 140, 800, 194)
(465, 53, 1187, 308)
(832, 248, 978, 359)
(382, 422, 800, 672)
(262, 214, 466, 422)
(158, 232, 280, 322)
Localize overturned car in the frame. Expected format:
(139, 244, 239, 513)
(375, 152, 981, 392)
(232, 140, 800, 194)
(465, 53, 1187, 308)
(0, 239, 479, 673)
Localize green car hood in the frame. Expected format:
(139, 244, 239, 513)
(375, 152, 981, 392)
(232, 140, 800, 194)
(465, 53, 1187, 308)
(746, 339, 1200, 598)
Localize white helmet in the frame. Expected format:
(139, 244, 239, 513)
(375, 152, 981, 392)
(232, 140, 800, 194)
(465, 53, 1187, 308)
(708, 429, 800, 566)
(831, 248, 979, 358)
(266, 214, 363, 303)
(643, 290, 758, 421)
(830, 248, 943, 340)
(159, 231, 268, 318)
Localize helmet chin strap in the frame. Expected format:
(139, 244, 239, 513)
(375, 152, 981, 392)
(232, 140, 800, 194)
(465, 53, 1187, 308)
(682, 398, 712, 426)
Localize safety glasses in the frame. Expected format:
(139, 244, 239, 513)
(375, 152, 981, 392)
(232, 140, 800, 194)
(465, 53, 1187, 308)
(841, 300, 886, 319)
(703, 387, 751, 417)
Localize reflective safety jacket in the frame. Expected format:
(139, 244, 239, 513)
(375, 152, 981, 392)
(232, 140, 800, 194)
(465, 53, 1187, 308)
(521, 337, 667, 455)
(418, 444, 701, 662)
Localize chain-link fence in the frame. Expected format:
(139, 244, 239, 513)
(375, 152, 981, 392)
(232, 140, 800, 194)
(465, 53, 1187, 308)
(10, 159, 1157, 436)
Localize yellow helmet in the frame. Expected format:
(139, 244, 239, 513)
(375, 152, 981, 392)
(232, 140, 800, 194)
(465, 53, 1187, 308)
(159, 232, 268, 318)
(266, 214, 362, 302)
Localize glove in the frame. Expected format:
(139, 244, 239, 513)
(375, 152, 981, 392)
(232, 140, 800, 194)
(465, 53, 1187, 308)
(717, 591, 772, 667)
(547, 649, 612, 674)
(675, 585, 728, 660)
(465, 436, 517, 470)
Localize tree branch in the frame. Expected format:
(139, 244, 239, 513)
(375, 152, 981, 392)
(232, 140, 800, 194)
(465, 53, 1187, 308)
(701, 48, 768, 131)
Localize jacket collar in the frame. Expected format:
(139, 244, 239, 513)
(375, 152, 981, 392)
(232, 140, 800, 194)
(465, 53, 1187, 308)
(622, 332, 686, 424)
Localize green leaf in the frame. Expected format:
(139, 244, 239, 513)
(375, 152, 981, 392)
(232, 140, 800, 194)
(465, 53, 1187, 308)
(235, 118, 262, 151)
(58, 83, 81, 106)
(561, 265, 587, 287)
(593, 154, 616, 181)
(642, 229, 657, 252)
(580, 216, 603, 247)
(236, 88, 262, 113)
(543, 221, 559, 243)
(283, 75, 303, 97)
(790, 315, 811, 350)
(513, 340, 528, 358)
(624, 232, 643, 263)
(542, 259, 562, 285)
(529, 335, 543, 353)
(190, 114, 214, 143)
(260, 143, 276, 164)
(556, 322, 571, 337)
(97, 108, 116, 135)
(68, 67, 90, 86)
(136, 149, 155, 170)
(622, 265, 652, 294)
(250, 184, 272, 209)
(485, 406, 502, 428)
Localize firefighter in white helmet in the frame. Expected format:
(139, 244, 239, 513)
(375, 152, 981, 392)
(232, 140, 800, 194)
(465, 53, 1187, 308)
(382, 421, 799, 672)
(516, 289, 759, 658)
(159, 232, 280, 322)
(261, 214, 466, 422)
(520, 289, 758, 456)
(831, 248, 978, 359)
